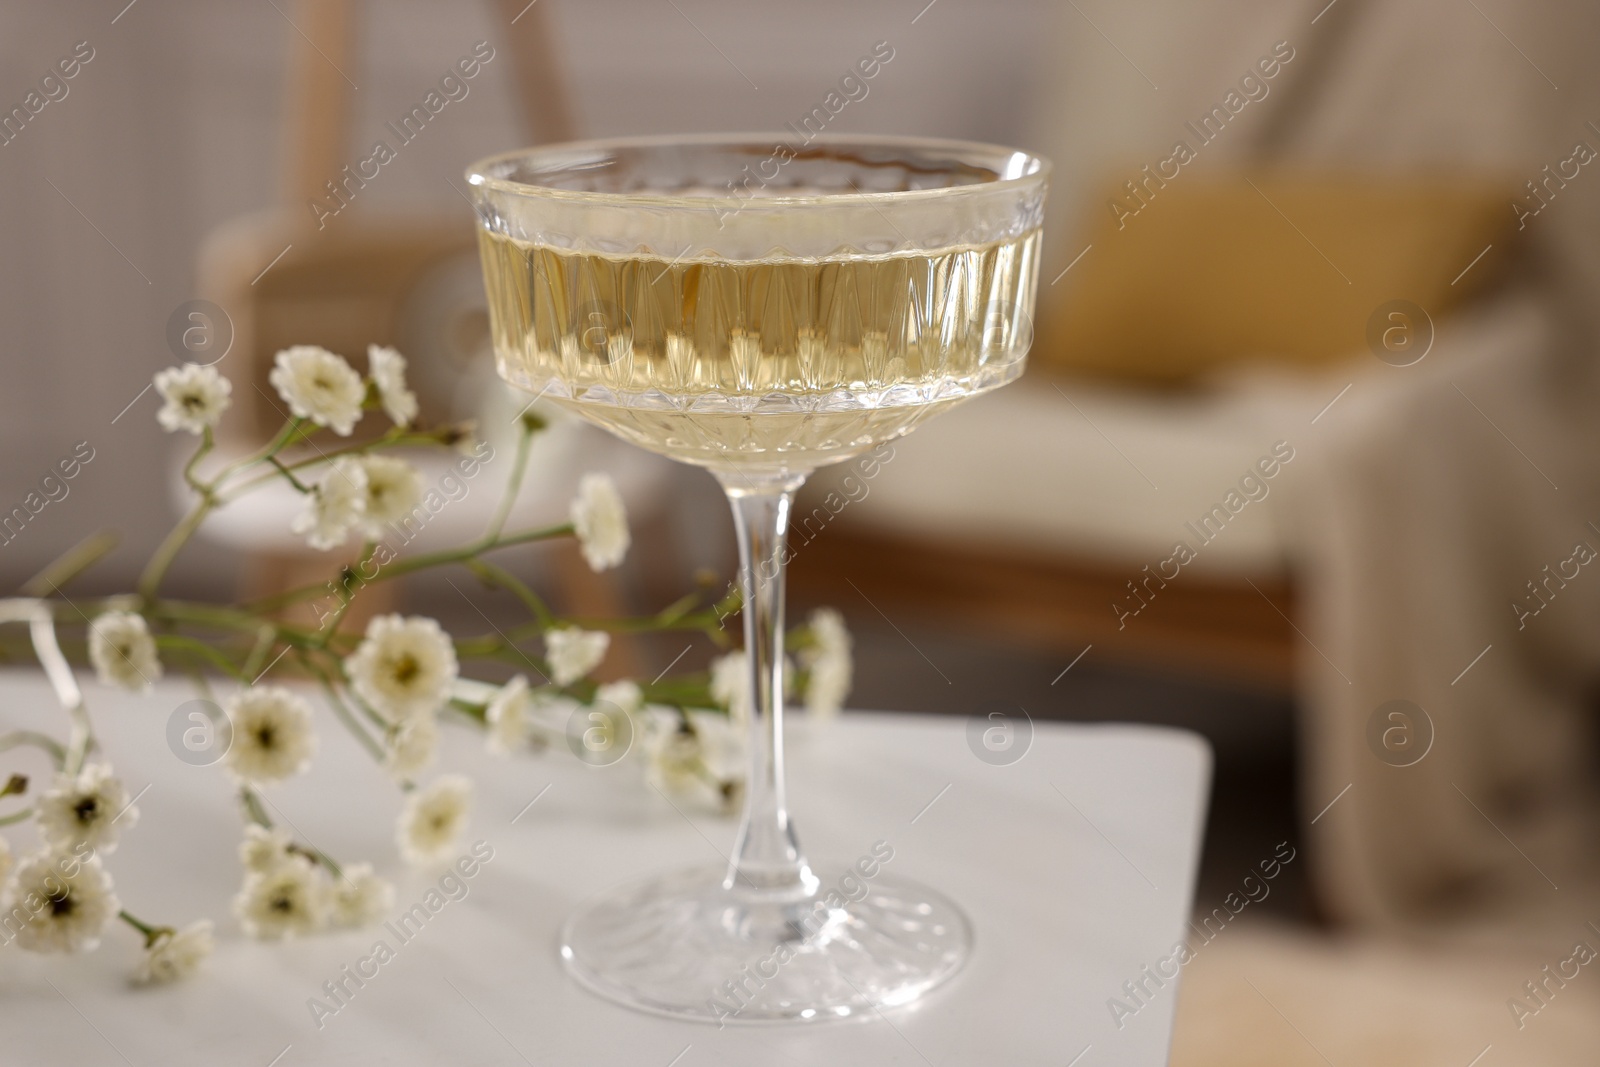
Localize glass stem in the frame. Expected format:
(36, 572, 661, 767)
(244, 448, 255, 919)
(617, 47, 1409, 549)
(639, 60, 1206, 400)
(718, 472, 818, 899)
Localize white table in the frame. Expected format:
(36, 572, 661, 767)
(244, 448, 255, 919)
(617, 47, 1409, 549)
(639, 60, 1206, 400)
(0, 673, 1209, 1066)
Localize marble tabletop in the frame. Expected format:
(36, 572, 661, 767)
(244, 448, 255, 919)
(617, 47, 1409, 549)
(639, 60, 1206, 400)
(0, 672, 1209, 1066)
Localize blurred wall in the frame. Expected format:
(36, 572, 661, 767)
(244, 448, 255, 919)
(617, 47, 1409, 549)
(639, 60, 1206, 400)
(0, 0, 1053, 592)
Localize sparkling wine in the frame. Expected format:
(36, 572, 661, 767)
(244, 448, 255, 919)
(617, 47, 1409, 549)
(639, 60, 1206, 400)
(479, 230, 1040, 471)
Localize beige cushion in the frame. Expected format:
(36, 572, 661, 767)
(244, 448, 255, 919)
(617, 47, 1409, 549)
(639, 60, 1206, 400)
(1036, 174, 1515, 385)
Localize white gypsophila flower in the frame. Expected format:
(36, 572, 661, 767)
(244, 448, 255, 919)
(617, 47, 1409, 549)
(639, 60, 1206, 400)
(36, 764, 138, 856)
(801, 608, 853, 720)
(346, 614, 459, 720)
(291, 457, 368, 551)
(331, 863, 394, 927)
(133, 920, 214, 984)
(367, 344, 419, 428)
(570, 472, 630, 572)
(5, 851, 120, 954)
(708, 651, 750, 724)
(233, 860, 329, 939)
(691, 710, 746, 814)
(223, 686, 317, 786)
(691, 708, 745, 775)
(485, 675, 531, 756)
(87, 611, 161, 692)
(357, 455, 424, 539)
(641, 712, 703, 798)
(594, 680, 643, 715)
(269, 345, 365, 435)
(396, 775, 471, 866)
(805, 654, 852, 720)
(807, 608, 850, 661)
(238, 824, 301, 873)
(642, 709, 744, 812)
(153, 364, 232, 435)
(383, 712, 438, 783)
(545, 627, 609, 686)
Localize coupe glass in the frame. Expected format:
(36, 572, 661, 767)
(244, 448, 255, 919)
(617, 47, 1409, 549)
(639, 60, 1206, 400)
(467, 134, 1047, 1023)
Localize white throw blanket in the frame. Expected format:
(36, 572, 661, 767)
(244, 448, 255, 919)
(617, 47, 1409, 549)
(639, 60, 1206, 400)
(1295, 286, 1600, 935)
(1268, 0, 1600, 935)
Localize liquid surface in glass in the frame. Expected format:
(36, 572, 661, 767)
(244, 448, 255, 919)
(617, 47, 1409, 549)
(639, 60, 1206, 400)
(479, 230, 1039, 473)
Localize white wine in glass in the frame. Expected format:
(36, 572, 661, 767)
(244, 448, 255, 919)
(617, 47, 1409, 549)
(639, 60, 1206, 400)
(468, 134, 1047, 1023)
(478, 233, 1039, 470)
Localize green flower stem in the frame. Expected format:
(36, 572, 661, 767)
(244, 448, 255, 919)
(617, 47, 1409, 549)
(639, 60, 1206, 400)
(561, 610, 729, 636)
(484, 418, 536, 542)
(653, 588, 711, 625)
(118, 909, 167, 947)
(451, 630, 532, 658)
(219, 425, 461, 500)
(240, 624, 278, 681)
(25, 611, 98, 779)
(0, 729, 67, 766)
(145, 601, 328, 649)
(136, 498, 215, 603)
(141, 419, 314, 602)
(314, 543, 377, 649)
(464, 558, 555, 629)
(300, 654, 386, 765)
(640, 686, 720, 711)
(446, 696, 487, 723)
(61, 704, 92, 778)
(380, 523, 575, 580)
(18, 531, 119, 598)
(639, 674, 714, 696)
(267, 456, 313, 494)
(238, 785, 345, 879)
(450, 589, 738, 657)
(343, 684, 393, 735)
(154, 634, 248, 681)
(209, 417, 309, 489)
(0, 806, 34, 826)
(239, 785, 273, 829)
(180, 428, 215, 493)
(447, 641, 555, 674)
(244, 522, 575, 616)
(310, 848, 343, 880)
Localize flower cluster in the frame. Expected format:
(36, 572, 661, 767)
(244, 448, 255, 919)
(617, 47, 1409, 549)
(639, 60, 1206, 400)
(232, 825, 395, 939)
(3, 847, 121, 955)
(0, 337, 853, 987)
(0, 764, 201, 981)
(640, 708, 745, 813)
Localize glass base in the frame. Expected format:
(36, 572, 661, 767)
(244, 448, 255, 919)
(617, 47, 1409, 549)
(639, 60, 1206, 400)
(559, 862, 972, 1025)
